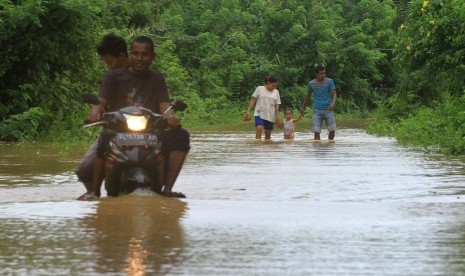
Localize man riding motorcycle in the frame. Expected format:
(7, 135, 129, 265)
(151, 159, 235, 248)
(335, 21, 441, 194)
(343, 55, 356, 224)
(79, 35, 190, 200)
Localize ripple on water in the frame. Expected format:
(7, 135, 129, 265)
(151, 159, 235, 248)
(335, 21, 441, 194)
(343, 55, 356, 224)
(1, 130, 465, 275)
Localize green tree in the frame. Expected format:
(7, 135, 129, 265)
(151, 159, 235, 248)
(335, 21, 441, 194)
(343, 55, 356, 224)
(0, 0, 172, 141)
(394, 0, 465, 106)
(0, 0, 402, 141)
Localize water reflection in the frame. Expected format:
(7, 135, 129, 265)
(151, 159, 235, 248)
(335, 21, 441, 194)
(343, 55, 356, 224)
(2, 129, 465, 274)
(80, 192, 187, 275)
(453, 222, 465, 275)
(0, 142, 87, 188)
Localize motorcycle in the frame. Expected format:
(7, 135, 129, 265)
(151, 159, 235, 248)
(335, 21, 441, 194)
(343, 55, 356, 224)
(82, 93, 187, 197)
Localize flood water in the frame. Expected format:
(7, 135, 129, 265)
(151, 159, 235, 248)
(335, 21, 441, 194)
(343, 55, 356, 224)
(1, 128, 465, 275)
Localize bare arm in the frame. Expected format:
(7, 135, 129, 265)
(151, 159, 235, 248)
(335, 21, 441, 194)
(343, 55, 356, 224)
(160, 102, 180, 128)
(294, 113, 303, 123)
(243, 97, 257, 121)
(300, 92, 312, 116)
(87, 97, 108, 123)
(274, 104, 281, 125)
(329, 90, 337, 111)
(246, 97, 257, 114)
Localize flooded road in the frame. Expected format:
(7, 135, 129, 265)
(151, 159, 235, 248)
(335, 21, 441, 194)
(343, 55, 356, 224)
(1, 129, 465, 275)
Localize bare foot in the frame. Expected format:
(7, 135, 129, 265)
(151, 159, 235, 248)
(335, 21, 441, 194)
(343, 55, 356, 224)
(77, 193, 99, 201)
(163, 191, 186, 198)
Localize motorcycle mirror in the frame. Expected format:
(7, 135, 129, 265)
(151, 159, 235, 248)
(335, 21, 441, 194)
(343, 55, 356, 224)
(172, 101, 187, 112)
(81, 93, 100, 105)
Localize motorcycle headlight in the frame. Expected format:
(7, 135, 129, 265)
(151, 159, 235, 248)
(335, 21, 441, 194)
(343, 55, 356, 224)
(124, 114, 148, 131)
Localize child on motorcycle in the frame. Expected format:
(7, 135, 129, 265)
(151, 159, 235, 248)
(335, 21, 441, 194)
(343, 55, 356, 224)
(76, 34, 128, 200)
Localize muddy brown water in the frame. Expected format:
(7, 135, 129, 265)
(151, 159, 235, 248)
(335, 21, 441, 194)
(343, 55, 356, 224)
(1, 128, 465, 275)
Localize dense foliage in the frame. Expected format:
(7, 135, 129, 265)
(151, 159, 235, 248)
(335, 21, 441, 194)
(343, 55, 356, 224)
(0, 0, 147, 140)
(394, 0, 465, 106)
(369, 95, 465, 155)
(368, 0, 465, 155)
(0, 0, 397, 141)
(1, 0, 465, 155)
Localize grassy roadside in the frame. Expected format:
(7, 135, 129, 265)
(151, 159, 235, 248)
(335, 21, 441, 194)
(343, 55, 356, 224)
(366, 97, 465, 156)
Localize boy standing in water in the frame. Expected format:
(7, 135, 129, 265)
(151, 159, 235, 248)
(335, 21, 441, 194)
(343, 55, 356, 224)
(300, 65, 337, 140)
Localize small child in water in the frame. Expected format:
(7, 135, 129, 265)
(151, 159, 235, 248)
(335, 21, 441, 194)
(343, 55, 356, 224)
(279, 108, 302, 139)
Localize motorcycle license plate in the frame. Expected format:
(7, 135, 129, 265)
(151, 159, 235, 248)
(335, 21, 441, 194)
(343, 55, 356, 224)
(116, 133, 158, 146)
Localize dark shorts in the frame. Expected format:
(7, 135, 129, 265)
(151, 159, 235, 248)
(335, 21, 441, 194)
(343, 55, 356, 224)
(159, 127, 191, 155)
(254, 116, 274, 130)
(96, 127, 190, 159)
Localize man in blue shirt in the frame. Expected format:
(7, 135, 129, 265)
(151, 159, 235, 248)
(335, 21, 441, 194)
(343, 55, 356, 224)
(300, 65, 337, 140)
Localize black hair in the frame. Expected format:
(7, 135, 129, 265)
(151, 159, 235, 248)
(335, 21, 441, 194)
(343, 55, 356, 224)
(315, 65, 326, 74)
(96, 34, 128, 57)
(131, 36, 155, 53)
(264, 75, 278, 84)
(284, 108, 293, 114)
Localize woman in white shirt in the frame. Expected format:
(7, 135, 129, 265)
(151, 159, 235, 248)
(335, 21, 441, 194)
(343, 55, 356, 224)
(243, 76, 281, 139)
